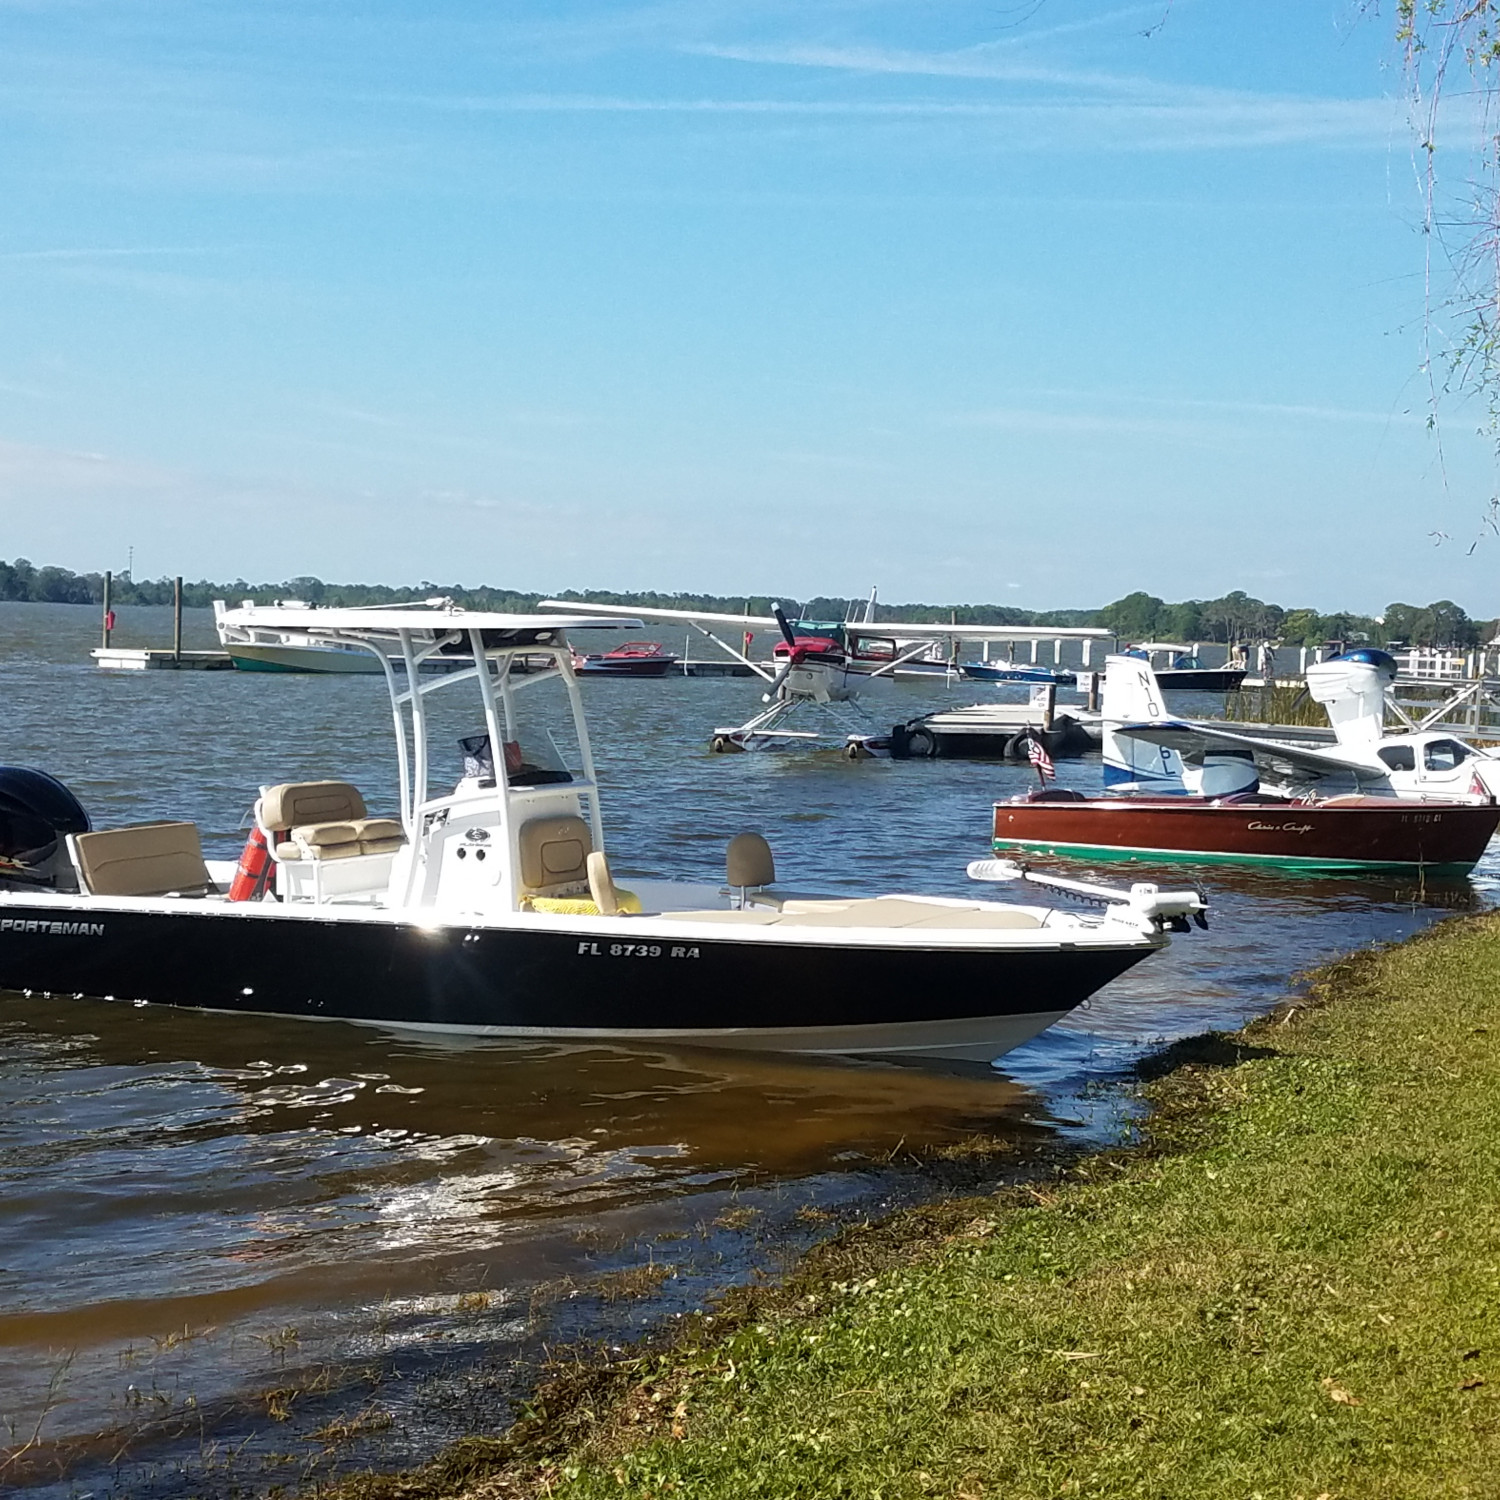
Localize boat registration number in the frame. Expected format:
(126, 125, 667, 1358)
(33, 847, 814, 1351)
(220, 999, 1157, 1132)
(577, 941, 700, 960)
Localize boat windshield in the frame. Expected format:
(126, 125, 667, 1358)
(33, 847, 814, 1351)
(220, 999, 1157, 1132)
(454, 671, 583, 787)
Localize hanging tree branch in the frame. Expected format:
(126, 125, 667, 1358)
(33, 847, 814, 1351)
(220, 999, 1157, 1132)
(1397, 1, 1500, 545)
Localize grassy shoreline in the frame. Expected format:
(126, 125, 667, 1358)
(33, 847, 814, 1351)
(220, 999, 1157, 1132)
(321, 914, 1500, 1498)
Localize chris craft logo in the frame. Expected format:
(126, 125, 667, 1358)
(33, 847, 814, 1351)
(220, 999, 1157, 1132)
(1, 918, 106, 935)
(1246, 821, 1313, 835)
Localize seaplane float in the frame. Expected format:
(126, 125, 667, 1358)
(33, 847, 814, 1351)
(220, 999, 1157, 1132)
(0, 606, 1206, 1063)
(991, 649, 1500, 873)
(541, 596, 1109, 755)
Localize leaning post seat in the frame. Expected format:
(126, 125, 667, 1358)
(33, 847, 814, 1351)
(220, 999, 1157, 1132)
(68, 821, 217, 897)
(256, 780, 405, 861)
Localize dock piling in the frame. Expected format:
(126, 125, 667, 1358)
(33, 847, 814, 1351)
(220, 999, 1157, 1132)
(173, 577, 183, 662)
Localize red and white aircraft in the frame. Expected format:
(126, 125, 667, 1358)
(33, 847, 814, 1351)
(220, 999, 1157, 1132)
(543, 598, 1109, 752)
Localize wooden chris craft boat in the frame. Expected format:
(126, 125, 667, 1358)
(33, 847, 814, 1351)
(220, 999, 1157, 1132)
(992, 790, 1500, 873)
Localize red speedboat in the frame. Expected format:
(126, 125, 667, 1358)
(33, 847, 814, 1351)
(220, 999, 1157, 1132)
(992, 790, 1500, 874)
(571, 641, 680, 678)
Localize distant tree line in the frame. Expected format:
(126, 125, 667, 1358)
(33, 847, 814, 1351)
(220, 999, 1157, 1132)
(1097, 589, 1494, 649)
(0, 558, 1490, 647)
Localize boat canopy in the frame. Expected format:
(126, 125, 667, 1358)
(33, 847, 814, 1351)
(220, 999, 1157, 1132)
(217, 604, 643, 643)
(216, 606, 645, 869)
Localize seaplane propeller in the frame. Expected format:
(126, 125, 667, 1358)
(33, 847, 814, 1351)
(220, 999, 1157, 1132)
(761, 603, 812, 703)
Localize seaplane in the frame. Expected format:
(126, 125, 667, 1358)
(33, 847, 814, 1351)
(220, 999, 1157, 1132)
(540, 596, 1109, 753)
(1102, 648, 1500, 803)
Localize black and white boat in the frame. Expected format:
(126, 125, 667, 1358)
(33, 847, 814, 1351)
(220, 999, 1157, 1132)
(0, 607, 1205, 1062)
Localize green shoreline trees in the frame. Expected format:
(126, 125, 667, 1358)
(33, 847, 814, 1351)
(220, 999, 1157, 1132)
(0, 556, 1489, 647)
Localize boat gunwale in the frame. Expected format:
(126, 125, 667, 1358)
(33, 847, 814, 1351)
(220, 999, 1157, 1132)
(0, 889, 1162, 951)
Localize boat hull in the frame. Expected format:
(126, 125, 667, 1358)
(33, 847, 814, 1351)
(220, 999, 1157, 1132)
(1152, 669, 1247, 692)
(960, 664, 1076, 686)
(227, 644, 385, 674)
(992, 796, 1500, 872)
(0, 904, 1153, 1061)
(574, 658, 679, 677)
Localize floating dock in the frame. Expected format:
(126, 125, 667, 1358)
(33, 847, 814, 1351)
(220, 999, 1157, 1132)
(889, 703, 1102, 759)
(680, 659, 758, 677)
(91, 648, 234, 671)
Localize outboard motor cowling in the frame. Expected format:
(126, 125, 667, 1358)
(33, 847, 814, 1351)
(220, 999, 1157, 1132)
(0, 767, 90, 889)
(1304, 649, 1397, 748)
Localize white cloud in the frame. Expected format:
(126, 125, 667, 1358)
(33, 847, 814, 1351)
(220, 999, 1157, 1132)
(0, 246, 220, 261)
(396, 88, 1403, 152)
(686, 39, 1206, 98)
(1026, 387, 1428, 427)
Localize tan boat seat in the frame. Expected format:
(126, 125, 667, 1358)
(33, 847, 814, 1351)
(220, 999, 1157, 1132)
(259, 781, 406, 860)
(69, 821, 217, 898)
(518, 814, 592, 897)
(261, 780, 366, 827)
(726, 832, 775, 889)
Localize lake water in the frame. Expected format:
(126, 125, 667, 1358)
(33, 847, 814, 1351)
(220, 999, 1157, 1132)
(2, 601, 1491, 1496)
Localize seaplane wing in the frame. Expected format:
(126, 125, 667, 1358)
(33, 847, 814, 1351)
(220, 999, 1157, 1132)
(539, 599, 780, 630)
(843, 622, 1110, 642)
(1115, 721, 1366, 777)
(539, 599, 1108, 641)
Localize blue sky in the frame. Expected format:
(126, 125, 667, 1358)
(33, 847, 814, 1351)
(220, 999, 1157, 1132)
(0, 0, 1493, 613)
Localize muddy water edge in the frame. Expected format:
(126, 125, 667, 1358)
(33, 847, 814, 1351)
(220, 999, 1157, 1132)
(1, 602, 1492, 1498)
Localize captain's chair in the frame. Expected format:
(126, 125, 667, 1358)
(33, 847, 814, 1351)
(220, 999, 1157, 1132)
(517, 816, 640, 914)
(517, 814, 593, 898)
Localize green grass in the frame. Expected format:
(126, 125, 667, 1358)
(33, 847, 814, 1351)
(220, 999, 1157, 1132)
(316, 914, 1500, 1499)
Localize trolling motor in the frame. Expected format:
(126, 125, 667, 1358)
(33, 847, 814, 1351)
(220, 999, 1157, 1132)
(0, 767, 91, 890)
(967, 857, 1209, 934)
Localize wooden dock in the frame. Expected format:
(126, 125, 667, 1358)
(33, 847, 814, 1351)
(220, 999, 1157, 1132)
(92, 648, 234, 672)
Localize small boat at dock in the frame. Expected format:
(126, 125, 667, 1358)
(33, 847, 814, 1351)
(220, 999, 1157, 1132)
(960, 662, 1077, 686)
(571, 640, 680, 677)
(1120, 644, 1246, 693)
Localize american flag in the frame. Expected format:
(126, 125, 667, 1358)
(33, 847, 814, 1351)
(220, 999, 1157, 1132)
(1027, 735, 1056, 781)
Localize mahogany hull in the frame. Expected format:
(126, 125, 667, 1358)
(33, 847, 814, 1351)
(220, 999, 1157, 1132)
(992, 796, 1500, 872)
